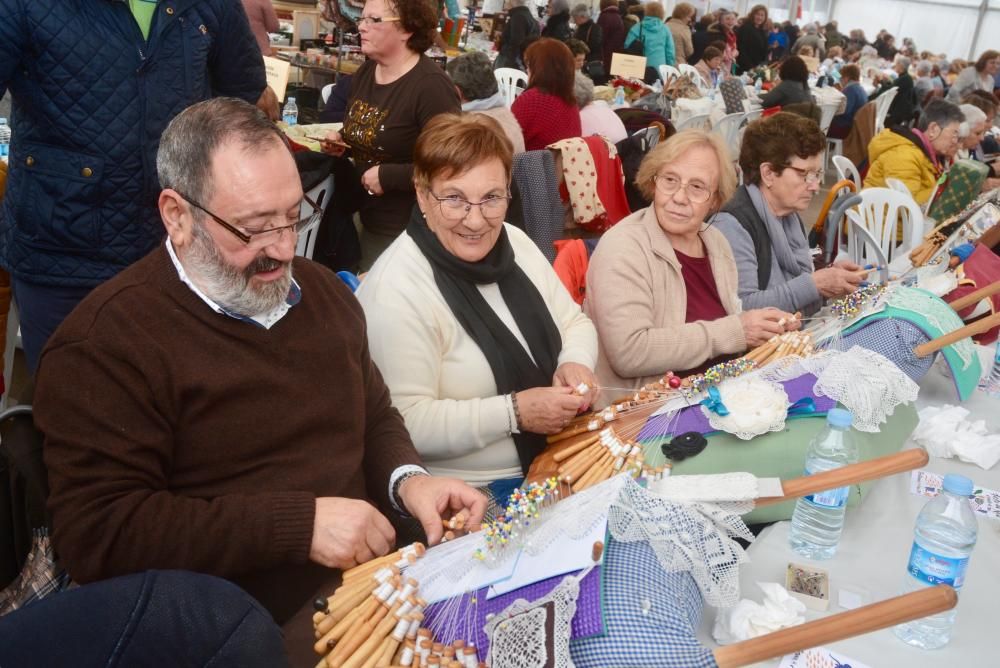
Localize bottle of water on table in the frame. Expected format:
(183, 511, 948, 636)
(788, 408, 858, 559)
(893, 474, 978, 649)
(282, 97, 298, 126)
(0, 118, 10, 159)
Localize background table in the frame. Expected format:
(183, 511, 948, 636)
(697, 345, 999, 665)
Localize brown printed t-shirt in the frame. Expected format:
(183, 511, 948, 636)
(343, 55, 461, 237)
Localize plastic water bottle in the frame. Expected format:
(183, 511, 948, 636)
(754, 78, 763, 95)
(788, 408, 858, 559)
(614, 86, 625, 106)
(282, 97, 298, 126)
(0, 118, 10, 159)
(893, 474, 978, 649)
(983, 340, 1000, 395)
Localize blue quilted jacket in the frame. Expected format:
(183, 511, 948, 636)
(0, 0, 267, 286)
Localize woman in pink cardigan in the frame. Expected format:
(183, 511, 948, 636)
(583, 130, 798, 406)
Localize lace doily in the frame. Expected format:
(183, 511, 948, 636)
(701, 377, 790, 440)
(757, 347, 918, 433)
(650, 472, 761, 503)
(608, 479, 754, 608)
(886, 285, 975, 369)
(485, 573, 580, 668)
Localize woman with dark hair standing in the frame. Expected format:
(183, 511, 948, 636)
(735, 4, 768, 73)
(496, 0, 540, 69)
(322, 0, 461, 266)
(758, 56, 812, 109)
(596, 0, 625, 73)
(512, 38, 582, 150)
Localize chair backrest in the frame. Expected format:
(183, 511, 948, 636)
(321, 83, 335, 104)
(874, 87, 898, 133)
(677, 63, 708, 90)
(832, 154, 861, 190)
(743, 108, 764, 125)
(845, 209, 889, 270)
(713, 112, 745, 154)
(817, 101, 839, 133)
(659, 64, 682, 85)
(674, 113, 711, 132)
(885, 178, 911, 196)
(632, 125, 660, 152)
(849, 187, 924, 263)
(494, 68, 528, 107)
(297, 174, 333, 259)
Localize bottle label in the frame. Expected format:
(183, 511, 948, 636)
(906, 542, 970, 589)
(803, 467, 849, 508)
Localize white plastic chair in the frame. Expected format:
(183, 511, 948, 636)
(713, 112, 745, 155)
(743, 108, 764, 125)
(885, 178, 911, 196)
(677, 63, 709, 90)
(832, 154, 862, 190)
(658, 65, 682, 85)
(321, 83, 335, 104)
(817, 101, 839, 133)
(846, 187, 923, 264)
(873, 86, 898, 133)
(674, 113, 711, 132)
(296, 174, 334, 259)
(494, 68, 527, 107)
(844, 209, 889, 272)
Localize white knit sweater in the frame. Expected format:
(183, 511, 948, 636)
(357, 224, 598, 484)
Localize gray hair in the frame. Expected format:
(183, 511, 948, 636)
(157, 97, 286, 205)
(917, 98, 965, 132)
(916, 60, 932, 76)
(959, 103, 988, 136)
(571, 2, 590, 18)
(446, 51, 499, 101)
(573, 71, 594, 108)
(895, 55, 911, 71)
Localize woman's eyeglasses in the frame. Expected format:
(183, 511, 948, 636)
(652, 174, 714, 203)
(784, 165, 825, 184)
(429, 192, 511, 221)
(357, 15, 401, 25)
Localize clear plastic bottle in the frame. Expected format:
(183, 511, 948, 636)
(614, 86, 625, 106)
(893, 474, 978, 650)
(282, 97, 298, 126)
(982, 340, 1000, 395)
(788, 408, 858, 560)
(0, 118, 10, 159)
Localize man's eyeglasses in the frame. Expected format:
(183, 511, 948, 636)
(428, 192, 511, 221)
(357, 15, 401, 25)
(652, 174, 715, 204)
(784, 165, 825, 184)
(175, 191, 323, 250)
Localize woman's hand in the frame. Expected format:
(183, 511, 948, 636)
(739, 308, 795, 348)
(552, 362, 600, 411)
(515, 387, 587, 435)
(319, 131, 348, 157)
(813, 265, 863, 298)
(361, 165, 383, 195)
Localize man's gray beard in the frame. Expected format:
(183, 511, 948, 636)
(185, 222, 292, 316)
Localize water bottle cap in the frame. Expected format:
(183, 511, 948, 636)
(826, 407, 853, 428)
(287, 97, 296, 103)
(0, 118, 6, 124)
(942, 474, 973, 497)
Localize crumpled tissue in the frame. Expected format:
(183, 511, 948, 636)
(913, 404, 1000, 470)
(712, 582, 807, 645)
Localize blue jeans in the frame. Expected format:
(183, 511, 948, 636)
(11, 278, 93, 374)
(0, 570, 288, 666)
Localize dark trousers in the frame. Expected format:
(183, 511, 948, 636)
(11, 278, 93, 374)
(0, 570, 288, 667)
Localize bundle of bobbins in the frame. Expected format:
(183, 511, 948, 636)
(549, 427, 669, 493)
(311, 542, 483, 668)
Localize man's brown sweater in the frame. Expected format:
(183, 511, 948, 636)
(35, 245, 423, 626)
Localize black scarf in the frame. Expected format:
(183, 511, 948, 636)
(406, 207, 563, 475)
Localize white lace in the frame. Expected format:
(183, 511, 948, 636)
(757, 347, 919, 433)
(485, 573, 580, 668)
(702, 376, 790, 440)
(886, 285, 975, 369)
(608, 480, 754, 608)
(651, 472, 761, 502)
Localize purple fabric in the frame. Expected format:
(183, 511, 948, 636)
(423, 566, 604, 658)
(637, 373, 835, 441)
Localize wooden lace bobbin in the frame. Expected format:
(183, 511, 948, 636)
(337, 601, 404, 668)
(579, 449, 623, 491)
(391, 639, 416, 666)
(546, 421, 594, 443)
(557, 442, 606, 483)
(572, 450, 616, 492)
(343, 544, 424, 584)
(316, 579, 382, 636)
(552, 433, 602, 463)
(327, 600, 398, 667)
(569, 447, 614, 489)
(315, 597, 377, 655)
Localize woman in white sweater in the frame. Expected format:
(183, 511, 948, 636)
(357, 114, 598, 498)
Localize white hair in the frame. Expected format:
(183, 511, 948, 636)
(959, 103, 988, 137)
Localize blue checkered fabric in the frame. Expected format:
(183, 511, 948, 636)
(570, 538, 718, 667)
(839, 319, 934, 382)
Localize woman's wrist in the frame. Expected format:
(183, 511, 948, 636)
(510, 392, 523, 432)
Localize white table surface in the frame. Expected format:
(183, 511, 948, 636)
(697, 345, 999, 666)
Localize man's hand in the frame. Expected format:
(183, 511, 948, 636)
(552, 362, 600, 411)
(397, 475, 487, 545)
(309, 497, 396, 569)
(256, 86, 281, 122)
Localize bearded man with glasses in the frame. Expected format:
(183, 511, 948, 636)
(30, 98, 485, 666)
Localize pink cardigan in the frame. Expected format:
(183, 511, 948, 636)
(241, 0, 279, 56)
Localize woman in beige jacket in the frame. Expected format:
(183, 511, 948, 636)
(584, 130, 798, 406)
(667, 3, 695, 65)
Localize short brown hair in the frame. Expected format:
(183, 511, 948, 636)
(644, 1, 665, 19)
(975, 50, 1000, 72)
(963, 89, 998, 119)
(524, 38, 578, 105)
(635, 129, 737, 206)
(839, 64, 860, 82)
(702, 46, 723, 62)
(413, 113, 514, 189)
(739, 112, 826, 186)
(566, 38, 590, 56)
(390, 0, 439, 55)
(671, 2, 695, 20)
(747, 4, 768, 23)
(779, 56, 810, 84)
